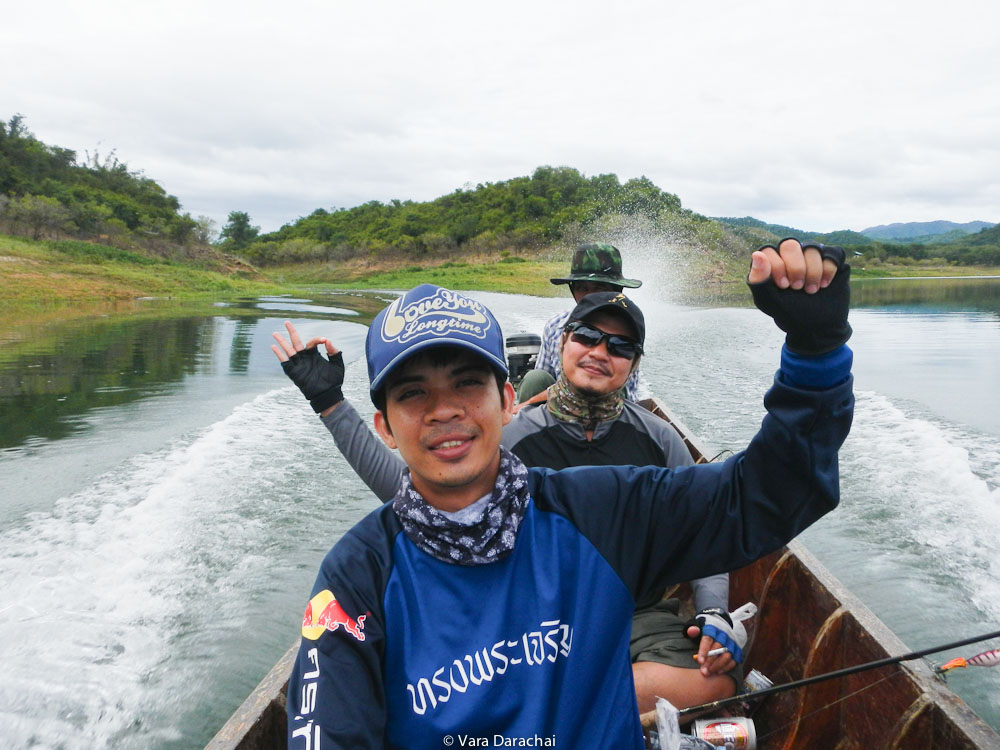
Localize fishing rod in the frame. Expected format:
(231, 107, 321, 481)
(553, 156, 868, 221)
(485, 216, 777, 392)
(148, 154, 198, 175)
(677, 628, 1000, 717)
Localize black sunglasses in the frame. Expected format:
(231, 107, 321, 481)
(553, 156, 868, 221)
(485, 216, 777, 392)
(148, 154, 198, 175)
(565, 321, 642, 360)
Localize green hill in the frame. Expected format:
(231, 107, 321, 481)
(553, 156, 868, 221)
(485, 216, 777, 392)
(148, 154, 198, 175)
(237, 166, 746, 271)
(0, 114, 217, 260)
(859, 221, 1000, 266)
(967, 223, 1000, 246)
(4, 113, 999, 293)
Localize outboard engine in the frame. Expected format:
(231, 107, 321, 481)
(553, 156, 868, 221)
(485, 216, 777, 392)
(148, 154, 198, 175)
(505, 333, 541, 386)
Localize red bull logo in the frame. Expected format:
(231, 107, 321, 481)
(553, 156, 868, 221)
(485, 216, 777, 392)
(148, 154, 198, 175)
(301, 590, 368, 642)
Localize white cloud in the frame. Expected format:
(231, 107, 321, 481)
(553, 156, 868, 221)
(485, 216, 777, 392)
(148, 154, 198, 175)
(2, 0, 998, 233)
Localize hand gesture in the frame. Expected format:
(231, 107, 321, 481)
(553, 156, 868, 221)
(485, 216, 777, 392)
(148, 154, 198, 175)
(271, 321, 345, 414)
(748, 238, 852, 355)
(689, 628, 737, 676)
(687, 603, 756, 676)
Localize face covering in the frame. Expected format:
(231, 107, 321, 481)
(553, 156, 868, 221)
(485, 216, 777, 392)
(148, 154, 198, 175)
(392, 446, 530, 565)
(546, 371, 625, 431)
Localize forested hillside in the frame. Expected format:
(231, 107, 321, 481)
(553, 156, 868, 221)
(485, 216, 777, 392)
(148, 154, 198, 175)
(965, 222, 1000, 246)
(0, 115, 215, 257)
(3, 113, 998, 274)
(234, 166, 745, 267)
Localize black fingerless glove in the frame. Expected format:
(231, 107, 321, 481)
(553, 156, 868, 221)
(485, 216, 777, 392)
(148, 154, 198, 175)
(281, 348, 345, 413)
(749, 240, 853, 355)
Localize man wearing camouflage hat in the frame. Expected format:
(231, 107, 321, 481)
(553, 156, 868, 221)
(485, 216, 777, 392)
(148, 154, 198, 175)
(521, 242, 644, 403)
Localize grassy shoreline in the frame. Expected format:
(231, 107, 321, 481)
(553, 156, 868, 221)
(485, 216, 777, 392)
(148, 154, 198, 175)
(0, 235, 284, 305)
(3, 233, 999, 320)
(265, 255, 572, 297)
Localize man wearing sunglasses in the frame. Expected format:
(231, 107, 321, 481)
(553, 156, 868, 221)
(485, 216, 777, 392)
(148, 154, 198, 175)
(520, 242, 644, 403)
(502, 291, 741, 713)
(275, 294, 742, 714)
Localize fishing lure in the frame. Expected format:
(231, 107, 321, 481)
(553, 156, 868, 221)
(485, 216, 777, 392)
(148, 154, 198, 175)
(936, 648, 1000, 674)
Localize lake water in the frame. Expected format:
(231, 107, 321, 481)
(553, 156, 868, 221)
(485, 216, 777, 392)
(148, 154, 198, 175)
(1, 277, 998, 748)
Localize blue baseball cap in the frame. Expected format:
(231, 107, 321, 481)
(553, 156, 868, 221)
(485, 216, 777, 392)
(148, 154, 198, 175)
(366, 284, 508, 401)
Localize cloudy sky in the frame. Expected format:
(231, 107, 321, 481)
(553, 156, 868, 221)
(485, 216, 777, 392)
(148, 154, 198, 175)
(3, 0, 998, 234)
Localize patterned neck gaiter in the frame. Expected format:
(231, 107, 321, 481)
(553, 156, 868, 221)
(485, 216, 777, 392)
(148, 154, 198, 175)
(392, 447, 530, 566)
(546, 371, 625, 431)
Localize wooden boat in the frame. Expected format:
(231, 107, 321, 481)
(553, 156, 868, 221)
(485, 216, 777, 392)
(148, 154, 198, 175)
(206, 398, 1000, 749)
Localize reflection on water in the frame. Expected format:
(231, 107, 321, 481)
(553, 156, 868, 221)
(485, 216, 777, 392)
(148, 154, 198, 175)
(254, 299, 361, 315)
(853, 277, 1000, 314)
(0, 293, 388, 451)
(229, 318, 255, 374)
(1, 318, 215, 448)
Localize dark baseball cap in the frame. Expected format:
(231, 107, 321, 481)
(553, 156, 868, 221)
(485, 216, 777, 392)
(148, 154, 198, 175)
(567, 291, 645, 346)
(366, 284, 507, 401)
(549, 243, 642, 288)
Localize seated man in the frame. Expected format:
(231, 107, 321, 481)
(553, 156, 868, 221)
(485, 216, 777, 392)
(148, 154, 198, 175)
(276, 240, 853, 748)
(520, 242, 644, 403)
(275, 292, 742, 712)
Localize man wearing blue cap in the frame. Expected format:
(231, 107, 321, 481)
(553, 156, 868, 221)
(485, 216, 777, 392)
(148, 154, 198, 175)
(276, 290, 744, 713)
(275, 240, 854, 749)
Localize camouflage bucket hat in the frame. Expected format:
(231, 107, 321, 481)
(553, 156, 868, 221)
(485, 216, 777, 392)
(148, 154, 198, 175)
(549, 242, 642, 288)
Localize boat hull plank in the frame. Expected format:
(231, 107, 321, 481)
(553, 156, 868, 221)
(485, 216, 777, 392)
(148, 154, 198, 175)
(204, 643, 296, 750)
(729, 541, 999, 749)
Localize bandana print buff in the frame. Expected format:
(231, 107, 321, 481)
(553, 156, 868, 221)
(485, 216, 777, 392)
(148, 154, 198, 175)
(392, 447, 530, 565)
(546, 372, 625, 431)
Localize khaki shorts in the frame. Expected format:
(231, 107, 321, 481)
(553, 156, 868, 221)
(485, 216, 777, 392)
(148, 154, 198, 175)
(630, 598, 744, 687)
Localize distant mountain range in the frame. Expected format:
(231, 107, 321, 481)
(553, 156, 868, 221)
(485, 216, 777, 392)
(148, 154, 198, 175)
(714, 217, 871, 246)
(861, 220, 995, 241)
(715, 217, 998, 247)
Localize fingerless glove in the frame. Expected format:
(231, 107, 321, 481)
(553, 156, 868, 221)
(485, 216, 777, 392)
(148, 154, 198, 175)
(281, 349, 345, 413)
(749, 240, 852, 355)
